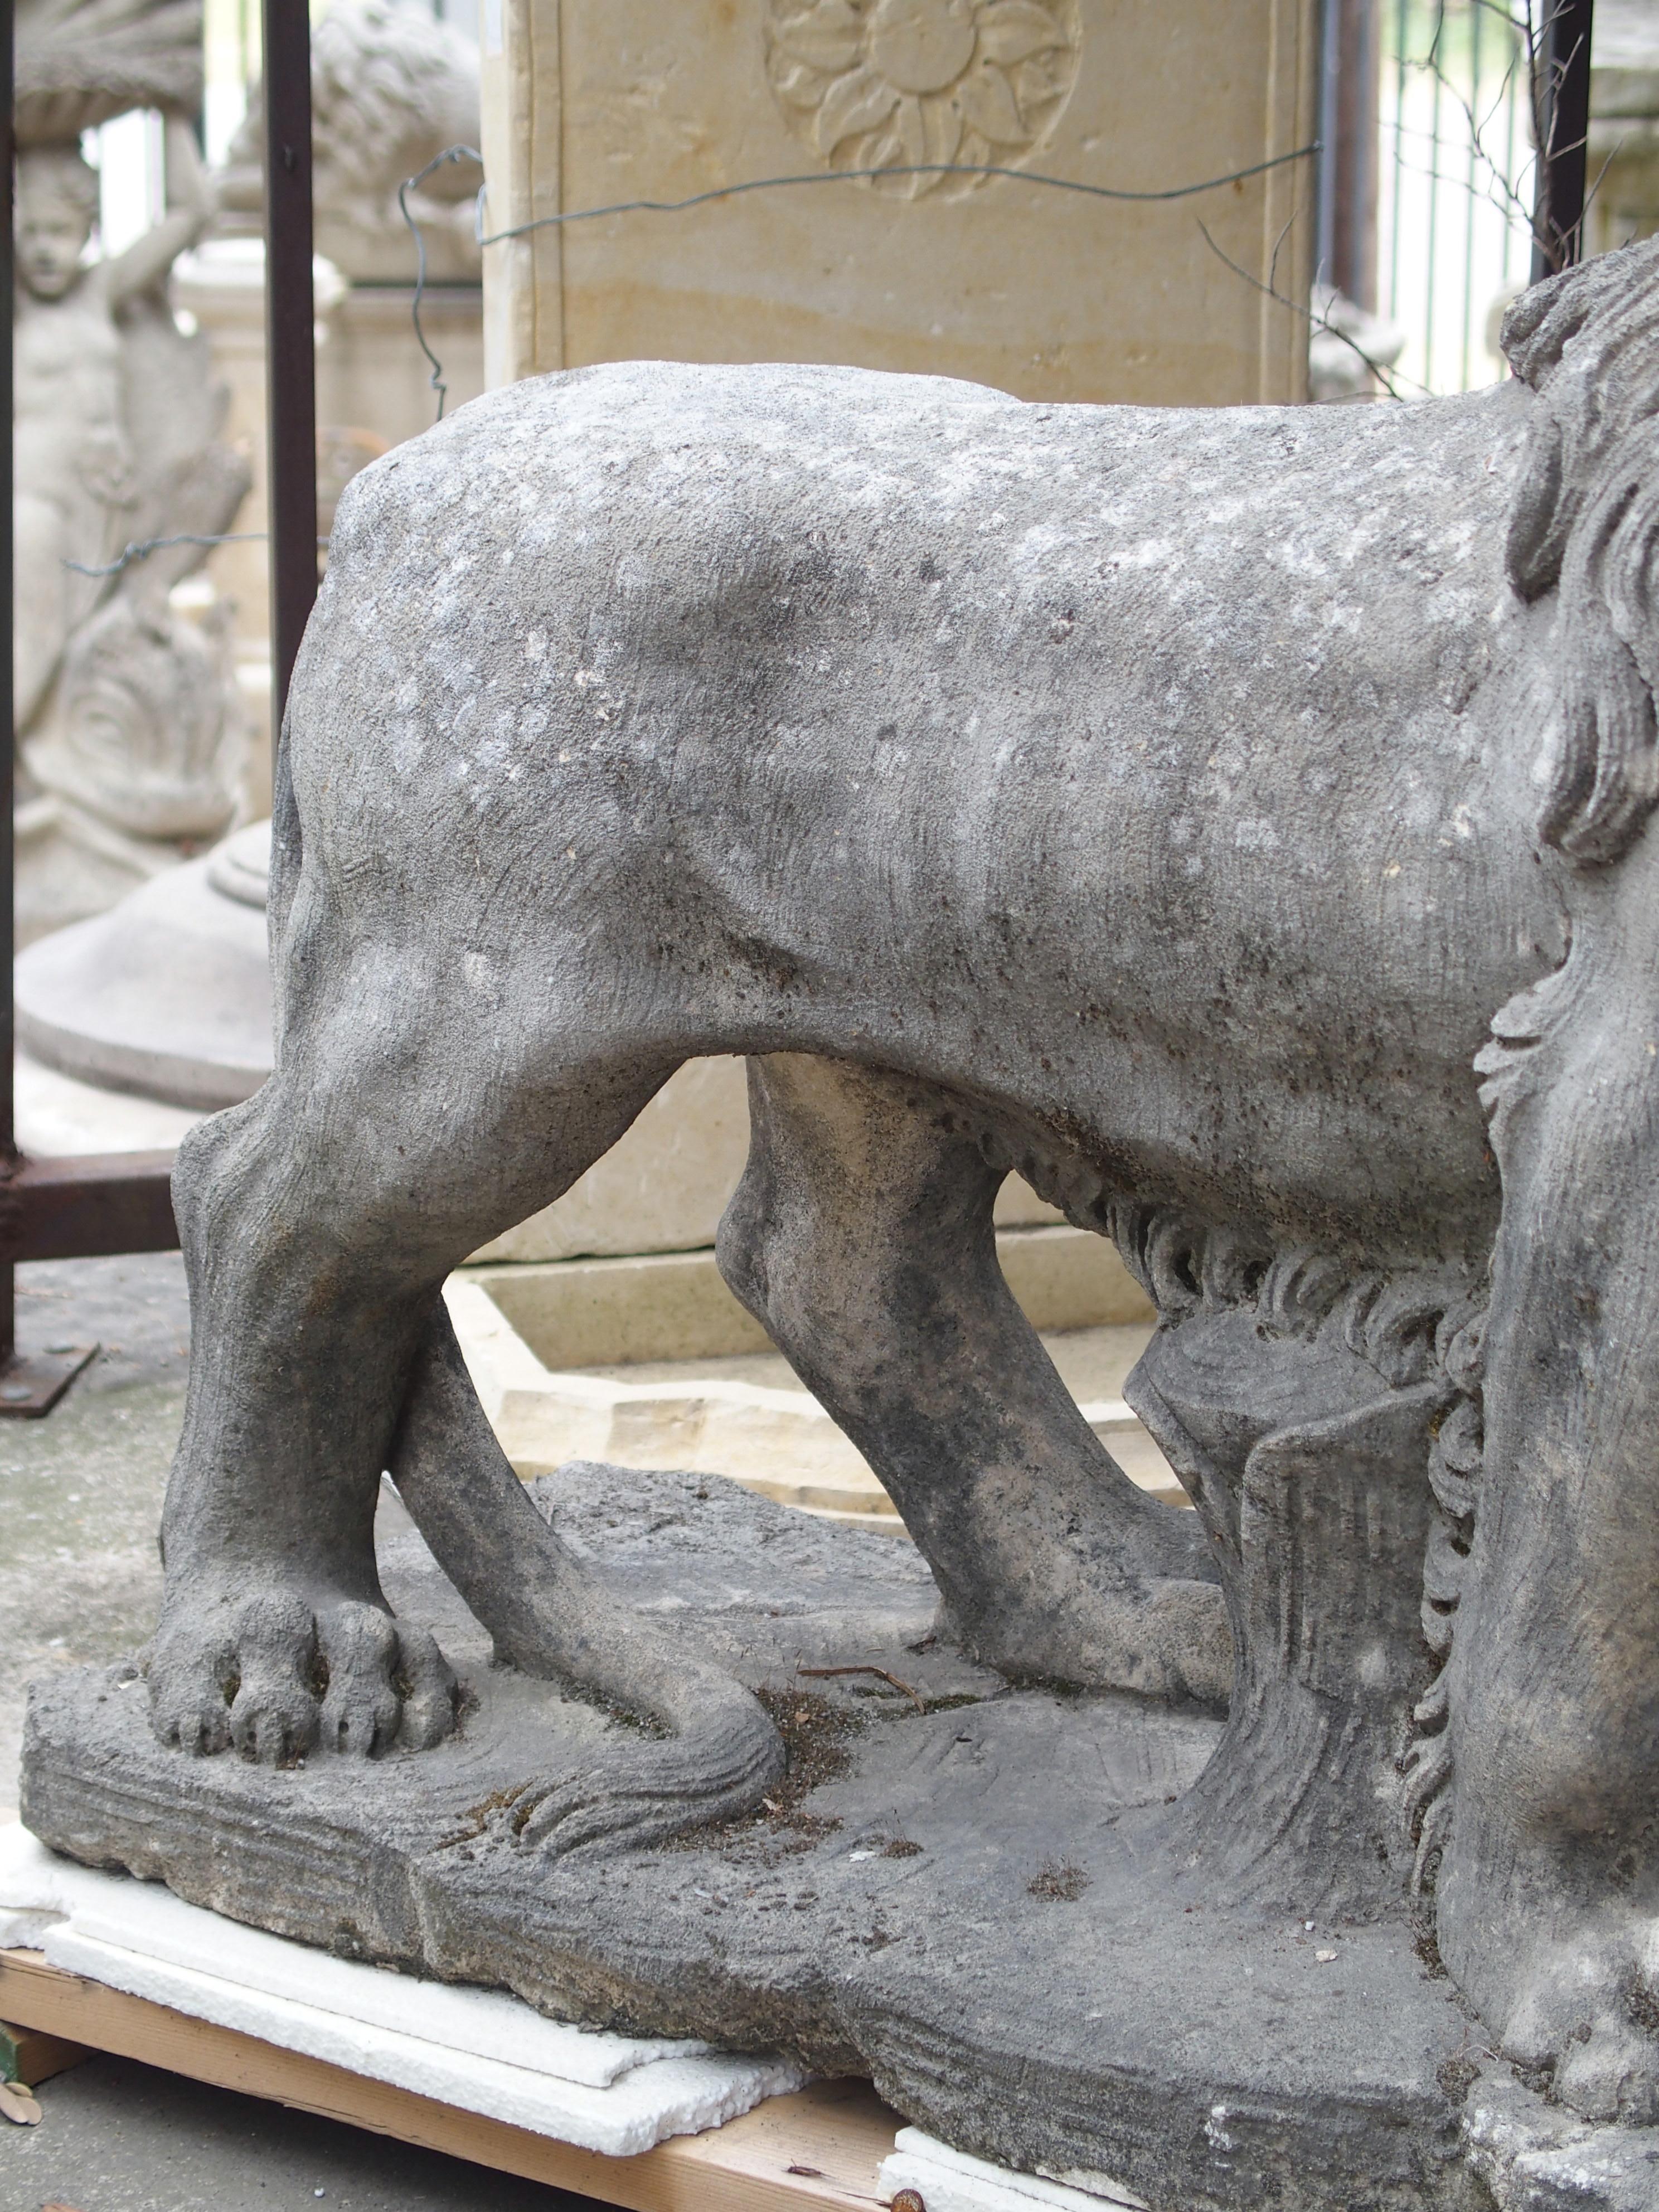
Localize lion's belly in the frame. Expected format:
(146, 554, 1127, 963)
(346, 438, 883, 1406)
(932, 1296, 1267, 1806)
(721, 775, 1546, 1267)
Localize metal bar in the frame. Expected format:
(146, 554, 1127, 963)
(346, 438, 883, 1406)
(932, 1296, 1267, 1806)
(1425, 13, 1444, 390)
(263, 0, 318, 731)
(1316, 0, 1343, 284)
(1503, 14, 1522, 285)
(1, 0, 17, 1372)
(9, 1153, 178, 1262)
(1463, 0, 1482, 390)
(1388, 0, 1408, 323)
(1531, 0, 1594, 280)
(1316, 0, 1381, 315)
(1343, 0, 1379, 311)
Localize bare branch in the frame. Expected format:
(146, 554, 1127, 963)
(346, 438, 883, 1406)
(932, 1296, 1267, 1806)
(1196, 215, 1425, 402)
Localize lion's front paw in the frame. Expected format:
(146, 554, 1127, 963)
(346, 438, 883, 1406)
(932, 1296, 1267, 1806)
(148, 1586, 458, 1764)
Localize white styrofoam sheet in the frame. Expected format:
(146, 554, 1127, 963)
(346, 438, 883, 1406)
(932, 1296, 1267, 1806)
(879, 2126, 1148, 2212)
(0, 1823, 805, 2155)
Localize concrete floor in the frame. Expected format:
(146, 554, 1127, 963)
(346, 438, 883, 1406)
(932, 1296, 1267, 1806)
(6, 2052, 604, 2209)
(0, 1253, 191, 1821)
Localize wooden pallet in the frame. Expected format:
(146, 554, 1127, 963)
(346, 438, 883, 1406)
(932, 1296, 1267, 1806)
(0, 1949, 901, 2210)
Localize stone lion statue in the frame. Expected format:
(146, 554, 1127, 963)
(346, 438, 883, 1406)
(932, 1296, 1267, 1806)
(145, 236, 1659, 2133)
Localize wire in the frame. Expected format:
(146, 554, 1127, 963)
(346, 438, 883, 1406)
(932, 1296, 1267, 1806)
(472, 143, 1324, 249)
(395, 139, 1321, 424)
(399, 143, 483, 423)
(65, 531, 329, 578)
(65, 531, 271, 579)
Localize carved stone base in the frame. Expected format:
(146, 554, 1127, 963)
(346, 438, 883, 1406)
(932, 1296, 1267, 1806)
(18, 1466, 1632, 2211)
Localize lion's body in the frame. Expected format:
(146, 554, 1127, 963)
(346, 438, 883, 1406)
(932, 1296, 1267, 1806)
(283, 360, 1561, 1267)
(151, 244, 1659, 2137)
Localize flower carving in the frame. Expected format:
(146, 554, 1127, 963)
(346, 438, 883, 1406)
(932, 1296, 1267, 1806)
(764, 0, 1081, 200)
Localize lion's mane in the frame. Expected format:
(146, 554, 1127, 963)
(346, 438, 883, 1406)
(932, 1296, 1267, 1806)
(1503, 234, 1659, 867)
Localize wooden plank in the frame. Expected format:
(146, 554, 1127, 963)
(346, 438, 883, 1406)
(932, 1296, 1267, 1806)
(0, 1951, 898, 2211)
(0, 2015, 90, 2086)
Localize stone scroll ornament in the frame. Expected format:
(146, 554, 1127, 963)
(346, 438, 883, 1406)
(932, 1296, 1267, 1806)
(12, 0, 251, 944)
(22, 237, 1659, 2211)
(764, 0, 1081, 198)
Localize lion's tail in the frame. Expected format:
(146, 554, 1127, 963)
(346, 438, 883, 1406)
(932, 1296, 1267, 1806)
(385, 1301, 785, 1854)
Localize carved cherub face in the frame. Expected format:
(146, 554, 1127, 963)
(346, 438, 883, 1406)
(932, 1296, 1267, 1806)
(16, 148, 99, 300)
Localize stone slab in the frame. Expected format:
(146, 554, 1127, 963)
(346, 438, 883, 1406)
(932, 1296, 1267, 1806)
(25, 1462, 1512, 2212)
(0, 1828, 806, 2154)
(0, 1825, 713, 2082)
(480, 0, 1317, 405)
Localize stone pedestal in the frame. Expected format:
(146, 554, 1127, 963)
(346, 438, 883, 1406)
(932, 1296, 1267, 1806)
(14, 821, 271, 1112)
(21, 1461, 1523, 2212)
(479, 0, 1317, 402)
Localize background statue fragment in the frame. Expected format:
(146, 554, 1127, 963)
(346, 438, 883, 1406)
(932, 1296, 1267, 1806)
(13, 0, 251, 942)
(219, 0, 483, 284)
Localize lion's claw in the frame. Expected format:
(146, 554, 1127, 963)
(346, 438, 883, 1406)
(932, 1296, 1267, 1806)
(149, 1585, 458, 1764)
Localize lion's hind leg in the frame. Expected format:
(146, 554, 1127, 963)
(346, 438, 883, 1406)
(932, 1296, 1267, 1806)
(389, 1304, 784, 1854)
(717, 1052, 1231, 1707)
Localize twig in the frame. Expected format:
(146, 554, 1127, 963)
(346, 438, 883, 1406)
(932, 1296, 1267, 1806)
(797, 1664, 925, 1713)
(1195, 216, 1422, 401)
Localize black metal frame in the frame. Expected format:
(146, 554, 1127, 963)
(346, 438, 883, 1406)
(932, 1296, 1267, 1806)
(1531, 0, 1595, 282)
(1315, 0, 1381, 311)
(262, 0, 317, 725)
(0, 0, 1599, 1411)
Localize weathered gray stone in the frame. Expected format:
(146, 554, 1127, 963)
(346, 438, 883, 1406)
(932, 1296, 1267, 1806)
(27, 1468, 1479, 2211)
(25, 236, 1659, 2206)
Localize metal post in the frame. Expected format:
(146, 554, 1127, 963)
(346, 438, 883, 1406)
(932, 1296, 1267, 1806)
(1, 0, 14, 1287)
(1532, 0, 1595, 282)
(1315, 0, 1342, 288)
(263, 0, 317, 733)
(1314, 0, 1380, 309)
